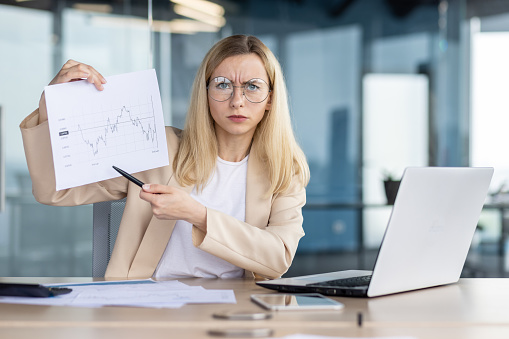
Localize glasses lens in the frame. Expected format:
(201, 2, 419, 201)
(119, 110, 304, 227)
(244, 79, 270, 103)
(208, 77, 233, 102)
(207, 77, 271, 103)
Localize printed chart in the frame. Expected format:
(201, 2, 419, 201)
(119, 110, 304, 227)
(69, 97, 159, 160)
(45, 69, 168, 190)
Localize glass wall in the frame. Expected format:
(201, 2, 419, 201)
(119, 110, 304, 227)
(0, 5, 66, 276)
(1, 0, 508, 277)
(286, 26, 362, 252)
(470, 12, 509, 259)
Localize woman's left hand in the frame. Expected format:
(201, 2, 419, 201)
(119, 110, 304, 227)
(140, 184, 207, 231)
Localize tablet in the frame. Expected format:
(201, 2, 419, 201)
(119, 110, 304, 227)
(250, 293, 344, 311)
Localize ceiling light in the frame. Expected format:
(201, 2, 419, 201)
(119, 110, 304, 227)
(73, 3, 113, 13)
(170, 0, 224, 17)
(173, 4, 225, 27)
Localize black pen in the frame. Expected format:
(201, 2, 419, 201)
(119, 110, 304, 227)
(112, 166, 145, 188)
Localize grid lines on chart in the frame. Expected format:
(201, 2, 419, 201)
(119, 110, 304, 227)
(65, 95, 159, 164)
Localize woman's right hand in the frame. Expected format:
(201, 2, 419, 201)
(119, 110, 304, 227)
(39, 59, 107, 124)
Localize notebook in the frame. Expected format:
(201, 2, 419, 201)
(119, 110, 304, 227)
(257, 167, 494, 298)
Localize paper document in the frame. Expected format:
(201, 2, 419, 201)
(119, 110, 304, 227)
(0, 279, 236, 309)
(44, 69, 169, 190)
(269, 335, 417, 339)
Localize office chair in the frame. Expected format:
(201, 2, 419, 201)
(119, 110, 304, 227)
(92, 198, 126, 277)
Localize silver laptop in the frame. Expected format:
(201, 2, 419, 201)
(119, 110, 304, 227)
(257, 167, 493, 298)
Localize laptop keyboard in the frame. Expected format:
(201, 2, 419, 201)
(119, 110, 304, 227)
(308, 275, 372, 288)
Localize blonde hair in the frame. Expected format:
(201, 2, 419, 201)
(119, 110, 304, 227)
(174, 35, 310, 196)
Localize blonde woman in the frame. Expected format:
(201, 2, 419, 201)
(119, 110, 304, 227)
(20, 35, 310, 280)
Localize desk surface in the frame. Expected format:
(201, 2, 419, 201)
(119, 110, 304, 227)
(1, 277, 509, 339)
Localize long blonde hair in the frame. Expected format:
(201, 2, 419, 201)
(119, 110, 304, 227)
(174, 35, 310, 196)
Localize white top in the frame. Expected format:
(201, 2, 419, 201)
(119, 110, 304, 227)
(153, 156, 248, 278)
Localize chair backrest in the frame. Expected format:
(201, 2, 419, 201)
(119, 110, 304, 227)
(92, 198, 126, 277)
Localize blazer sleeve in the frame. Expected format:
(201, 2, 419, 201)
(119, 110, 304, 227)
(20, 109, 128, 206)
(192, 177, 306, 280)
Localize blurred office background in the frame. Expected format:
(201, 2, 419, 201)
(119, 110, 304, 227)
(1, 0, 509, 277)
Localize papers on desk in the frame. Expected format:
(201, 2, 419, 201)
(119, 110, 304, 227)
(271, 336, 417, 339)
(0, 279, 236, 309)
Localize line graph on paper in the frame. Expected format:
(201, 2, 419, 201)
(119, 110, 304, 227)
(67, 96, 159, 161)
(45, 69, 169, 190)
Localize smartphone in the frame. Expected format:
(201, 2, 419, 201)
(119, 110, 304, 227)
(207, 328, 274, 337)
(212, 310, 272, 320)
(250, 293, 344, 311)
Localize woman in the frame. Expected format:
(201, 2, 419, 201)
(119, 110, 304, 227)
(20, 35, 310, 280)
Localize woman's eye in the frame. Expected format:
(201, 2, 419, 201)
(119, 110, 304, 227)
(246, 83, 259, 91)
(216, 82, 230, 90)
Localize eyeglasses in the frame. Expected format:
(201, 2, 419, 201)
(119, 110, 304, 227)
(207, 76, 271, 103)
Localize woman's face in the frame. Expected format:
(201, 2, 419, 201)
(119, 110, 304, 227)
(208, 53, 271, 143)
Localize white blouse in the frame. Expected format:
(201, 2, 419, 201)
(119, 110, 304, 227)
(153, 156, 248, 278)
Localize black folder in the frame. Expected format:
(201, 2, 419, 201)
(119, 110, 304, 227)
(0, 283, 72, 297)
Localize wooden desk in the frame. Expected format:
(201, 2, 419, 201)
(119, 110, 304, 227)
(1, 277, 509, 339)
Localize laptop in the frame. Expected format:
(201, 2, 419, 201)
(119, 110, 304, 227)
(257, 167, 494, 298)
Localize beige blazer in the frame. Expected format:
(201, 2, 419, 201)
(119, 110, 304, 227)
(20, 109, 306, 279)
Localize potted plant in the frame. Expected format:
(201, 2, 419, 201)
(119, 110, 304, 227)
(382, 171, 401, 205)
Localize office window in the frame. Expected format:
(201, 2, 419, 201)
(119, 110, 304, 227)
(371, 33, 432, 73)
(0, 5, 67, 276)
(363, 74, 429, 247)
(286, 26, 362, 252)
(471, 30, 509, 192)
(470, 14, 509, 246)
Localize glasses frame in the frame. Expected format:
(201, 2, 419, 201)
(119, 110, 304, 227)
(207, 76, 272, 104)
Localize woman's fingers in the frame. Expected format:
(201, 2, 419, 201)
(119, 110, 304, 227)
(139, 185, 182, 212)
(49, 60, 107, 91)
(141, 184, 172, 194)
(138, 184, 206, 228)
(39, 60, 107, 124)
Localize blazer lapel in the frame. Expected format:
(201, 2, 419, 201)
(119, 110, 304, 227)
(244, 155, 272, 279)
(128, 175, 193, 278)
(245, 154, 272, 229)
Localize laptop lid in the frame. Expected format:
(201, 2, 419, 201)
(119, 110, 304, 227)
(257, 167, 493, 298)
(366, 166, 493, 296)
